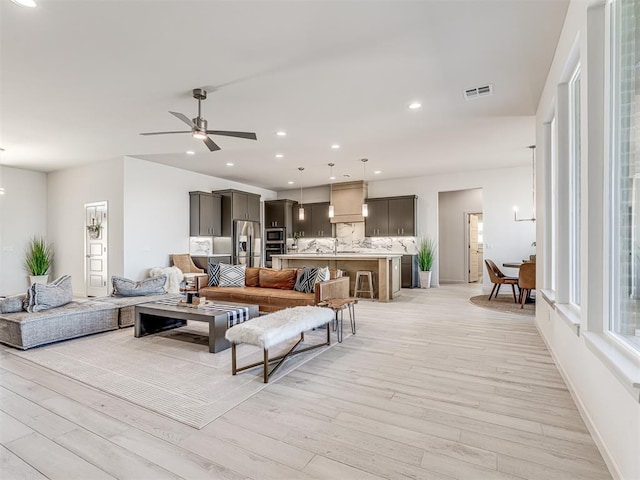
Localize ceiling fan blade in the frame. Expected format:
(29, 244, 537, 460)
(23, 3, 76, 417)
(169, 111, 196, 127)
(206, 130, 257, 140)
(203, 136, 221, 152)
(139, 131, 191, 136)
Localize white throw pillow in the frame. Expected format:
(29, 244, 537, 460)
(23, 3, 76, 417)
(218, 264, 246, 287)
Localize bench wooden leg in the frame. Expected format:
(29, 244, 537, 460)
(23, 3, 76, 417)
(231, 343, 237, 375)
(263, 349, 269, 383)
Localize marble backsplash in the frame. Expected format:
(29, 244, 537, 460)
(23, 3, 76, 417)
(291, 222, 418, 254)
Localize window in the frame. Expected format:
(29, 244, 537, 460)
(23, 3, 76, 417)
(550, 116, 558, 292)
(569, 65, 582, 308)
(608, 0, 639, 352)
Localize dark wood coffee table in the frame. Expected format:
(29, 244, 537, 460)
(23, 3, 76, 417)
(134, 299, 259, 353)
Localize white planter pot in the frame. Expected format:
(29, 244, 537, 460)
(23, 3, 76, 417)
(419, 270, 432, 289)
(29, 275, 49, 286)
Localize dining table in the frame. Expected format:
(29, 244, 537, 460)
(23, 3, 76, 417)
(502, 262, 523, 269)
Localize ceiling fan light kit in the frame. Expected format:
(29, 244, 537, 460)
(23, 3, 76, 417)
(140, 88, 257, 152)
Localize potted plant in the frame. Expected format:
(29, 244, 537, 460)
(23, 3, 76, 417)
(417, 236, 436, 288)
(25, 236, 54, 285)
(290, 232, 301, 251)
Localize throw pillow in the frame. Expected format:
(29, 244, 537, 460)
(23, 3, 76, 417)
(259, 268, 297, 290)
(294, 266, 321, 293)
(207, 262, 221, 286)
(0, 293, 27, 313)
(218, 264, 246, 287)
(112, 275, 166, 297)
(25, 275, 73, 313)
(245, 267, 260, 287)
(315, 266, 331, 283)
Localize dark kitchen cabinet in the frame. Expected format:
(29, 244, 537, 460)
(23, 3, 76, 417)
(365, 195, 416, 236)
(292, 204, 311, 237)
(293, 202, 332, 237)
(229, 191, 260, 222)
(265, 199, 296, 232)
(310, 203, 332, 237)
(364, 198, 388, 236)
(401, 254, 418, 288)
(215, 189, 262, 236)
(189, 191, 221, 236)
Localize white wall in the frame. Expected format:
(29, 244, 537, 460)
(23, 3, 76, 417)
(534, 1, 640, 479)
(122, 157, 277, 280)
(47, 158, 125, 296)
(438, 188, 483, 283)
(279, 169, 535, 288)
(369, 166, 535, 288)
(46, 157, 278, 294)
(0, 166, 48, 295)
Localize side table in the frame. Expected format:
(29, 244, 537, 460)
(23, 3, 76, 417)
(317, 297, 357, 343)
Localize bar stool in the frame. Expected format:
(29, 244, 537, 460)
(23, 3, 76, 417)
(354, 271, 374, 300)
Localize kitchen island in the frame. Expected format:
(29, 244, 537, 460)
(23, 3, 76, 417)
(272, 253, 402, 302)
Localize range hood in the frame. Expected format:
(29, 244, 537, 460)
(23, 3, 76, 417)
(330, 180, 368, 224)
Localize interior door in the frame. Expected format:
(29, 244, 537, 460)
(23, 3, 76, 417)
(468, 214, 479, 282)
(85, 201, 108, 297)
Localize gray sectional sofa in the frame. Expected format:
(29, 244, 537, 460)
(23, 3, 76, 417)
(0, 293, 178, 350)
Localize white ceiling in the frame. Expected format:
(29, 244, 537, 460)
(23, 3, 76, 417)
(1, 0, 568, 191)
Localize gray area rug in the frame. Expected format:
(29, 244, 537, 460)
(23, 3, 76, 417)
(10, 322, 341, 429)
(469, 293, 535, 316)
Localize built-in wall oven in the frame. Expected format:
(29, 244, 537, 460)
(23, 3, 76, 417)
(265, 228, 285, 242)
(264, 228, 286, 267)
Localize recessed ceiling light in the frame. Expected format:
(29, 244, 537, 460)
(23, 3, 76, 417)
(288, 181, 294, 185)
(374, 170, 381, 175)
(11, 0, 36, 7)
(329, 176, 336, 180)
(186, 150, 195, 155)
(275, 153, 284, 158)
(331, 144, 340, 149)
(226, 162, 234, 166)
(408, 102, 422, 110)
(276, 131, 287, 137)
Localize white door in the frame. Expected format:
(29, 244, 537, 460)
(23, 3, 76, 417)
(85, 201, 108, 297)
(468, 214, 479, 282)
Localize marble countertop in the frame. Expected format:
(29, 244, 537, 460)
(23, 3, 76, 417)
(273, 253, 403, 259)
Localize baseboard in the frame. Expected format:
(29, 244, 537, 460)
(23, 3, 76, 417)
(533, 319, 622, 480)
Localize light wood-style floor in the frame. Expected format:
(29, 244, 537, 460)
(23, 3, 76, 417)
(0, 284, 612, 480)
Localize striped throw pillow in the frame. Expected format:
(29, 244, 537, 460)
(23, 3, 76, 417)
(293, 267, 321, 293)
(207, 262, 221, 286)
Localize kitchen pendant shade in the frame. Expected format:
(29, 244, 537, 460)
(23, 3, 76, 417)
(362, 203, 368, 217)
(298, 206, 305, 221)
(328, 204, 335, 218)
(361, 158, 369, 218)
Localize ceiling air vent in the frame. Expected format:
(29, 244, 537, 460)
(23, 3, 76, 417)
(463, 84, 494, 100)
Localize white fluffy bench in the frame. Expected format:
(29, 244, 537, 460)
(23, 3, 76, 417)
(225, 305, 335, 383)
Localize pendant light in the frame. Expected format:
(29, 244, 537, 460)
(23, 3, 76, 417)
(513, 145, 536, 222)
(298, 167, 305, 221)
(361, 158, 369, 217)
(328, 163, 335, 218)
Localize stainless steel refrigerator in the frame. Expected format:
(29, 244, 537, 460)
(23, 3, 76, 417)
(233, 220, 261, 267)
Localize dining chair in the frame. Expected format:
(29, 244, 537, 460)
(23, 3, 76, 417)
(484, 259, 518, 302)
(518, 262, 536, 308)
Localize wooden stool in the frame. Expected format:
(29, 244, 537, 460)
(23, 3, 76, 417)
(317, 297, 357, 343)
(355, 271, 374, 300)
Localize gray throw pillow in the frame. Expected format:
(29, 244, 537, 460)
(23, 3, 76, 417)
(26, 275, 73, 313)
(112, 275, 167, 297)
(0, 293, 27, 313)
(218, 264, 245, 287)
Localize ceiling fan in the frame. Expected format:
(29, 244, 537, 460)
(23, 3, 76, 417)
(140, 88, 257, 152)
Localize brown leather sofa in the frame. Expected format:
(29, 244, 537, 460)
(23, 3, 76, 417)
(198, 267, 349, 313)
